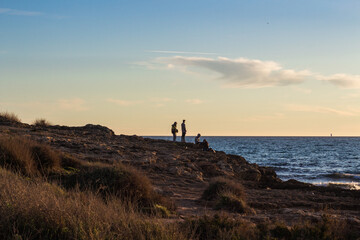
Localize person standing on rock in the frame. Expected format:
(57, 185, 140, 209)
(171, 122, 178, 142)
(181, 119, 187, 142)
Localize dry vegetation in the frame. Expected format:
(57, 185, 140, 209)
(0, 112, 21, 123)
(33, 118, 51, 127)
(201, 177, 254, 214)
(0, 132, 358, 239)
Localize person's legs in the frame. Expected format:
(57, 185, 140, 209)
(181, 133, 185, 142)
(173, 133, 176, 142)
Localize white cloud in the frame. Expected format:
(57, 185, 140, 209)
(319, 74, 360, 89)
(186, 99, 204, 104)
(285, 104, 357, 116)
(58, 98, 88, 111)
(160, 56, 311, 88)
(107, 98, 143, 106)
(155, 56, 360, 89)
(0, 8, 42, 16)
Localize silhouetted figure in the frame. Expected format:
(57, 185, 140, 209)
(181, 119, 187, 142)
(171, 122, 178, 142)
(195, 133, 201, 144)
(201, 139, 209, 151)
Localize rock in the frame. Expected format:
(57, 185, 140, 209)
(239, 167, 262, 181)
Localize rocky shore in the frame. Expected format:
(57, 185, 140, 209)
(1, 120, 359, 230)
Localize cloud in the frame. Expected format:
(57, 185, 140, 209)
(319, 74, 360, 89)
(0, 8, 42, 16)
(155, 56, 360, 89)
(186, 99, 204, 104)
(107, 98, 143, 106)
(147, 50, 216, 55)
(285, 104, 357, 116)
(58, 98, 88, 111)
(160, 56, 311, 88)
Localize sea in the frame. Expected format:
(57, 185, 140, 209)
(146, 136, 360, 190)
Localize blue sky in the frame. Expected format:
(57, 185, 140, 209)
(1, 1, 360, 135)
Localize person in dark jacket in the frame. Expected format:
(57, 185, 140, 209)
(171, 122, 178, 142)
(181, 120, 187, 142)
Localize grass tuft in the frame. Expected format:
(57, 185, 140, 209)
(0, 112, 21, 124)
(0, 136, 61, 177)
(33, 118, 51, 127)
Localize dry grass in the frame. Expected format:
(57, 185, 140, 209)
(0, 112, 21, 123)
(33, 118, 51, 127)
(0, 136, 61, 177)
(57, 161, 175, 213)
(201, 177, 254, 213)
(0, 167, 185, 240)
(202, 177, 245, 201)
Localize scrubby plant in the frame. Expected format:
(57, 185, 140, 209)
(183, 214, 258, 240)
(0, 136, 61, 177)
(0, 112, 21, 123)
(201, 177, 254, 214)
(33, 118, 51, 127)
(0, 167, 185, 240)
(202, 177, 245, 201)
(58, 162, 175, 213)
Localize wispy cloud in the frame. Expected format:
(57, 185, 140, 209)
(319, 74, 360, 89)
(0, 8, 42, 16)
(147, 50, 217, 55)
(0, 8, 67, 19)
(159, 56, 311, 88)
(155, 56, 360, 89)
(186, 99, 204, 104)
(58, 98, 88, 111)
(106, 98, 143, 106)
(285, 104, 357, 116)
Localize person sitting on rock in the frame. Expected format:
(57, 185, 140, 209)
(201, 139, 209, 151)
(171, 122, 178, 142)
(195, 133, 201, 144)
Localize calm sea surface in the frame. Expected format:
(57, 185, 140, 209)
(146, 136, 360, 190)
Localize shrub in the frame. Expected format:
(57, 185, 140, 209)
(215, 192, 248, 213)
(0, 112, 21, 124)
(183, 214, 258, 240)
(33, 118, 51, 127)
(202, 177, 245, 201)
(0, 167, 185, 240)
(58, 163, 175, 212)
(0, 136, 60, 177)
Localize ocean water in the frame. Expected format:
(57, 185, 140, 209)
(147, 136, 360, 190)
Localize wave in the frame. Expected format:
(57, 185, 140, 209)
(323, 173, 360, 180)
(312, 181, 360, 190)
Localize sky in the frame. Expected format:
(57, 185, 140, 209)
(1, 0, 360, 136)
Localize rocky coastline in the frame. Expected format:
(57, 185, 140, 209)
(1, 119, 360, 235)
